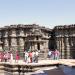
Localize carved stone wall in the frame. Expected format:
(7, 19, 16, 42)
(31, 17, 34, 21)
(0, 24, 51, 59)
(54, 25, 75, 59)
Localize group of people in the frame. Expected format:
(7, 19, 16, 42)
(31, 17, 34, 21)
(24, 50, 39, 63)
(0, 50, 21, 63)
(0, 51, 14, 62)
(48, 49, 60, 60)
(0, 50, 39, 63)
(0, 51, 20, 62)
(0, 49, 59, 63)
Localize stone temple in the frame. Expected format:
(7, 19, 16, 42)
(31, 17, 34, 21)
(0, 24, 51, 59)
(0, 24, 75, 59)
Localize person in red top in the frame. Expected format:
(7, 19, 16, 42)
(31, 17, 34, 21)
(4, 51, 10, 62)
(54, 49, 60, 60)
(0, 52, 2, 62)
(1, 52, 4, 62)
(29, 51, 32, 63)
(15, 50, 20, 63)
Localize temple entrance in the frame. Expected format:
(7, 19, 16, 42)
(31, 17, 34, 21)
(37, 43, 40, 50)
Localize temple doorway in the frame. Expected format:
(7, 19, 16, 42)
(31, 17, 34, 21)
(37, 43, 40, 50)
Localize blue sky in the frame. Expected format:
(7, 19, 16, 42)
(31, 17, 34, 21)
(0, 0, 75, 28)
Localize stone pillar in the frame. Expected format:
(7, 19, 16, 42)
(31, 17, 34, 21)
(4, 38, 9, 46)
(32, 43, 34, 50)
(34, 43, 37, 50)
(43, 40, 48, 51)
(56, 38, 60, 50)
(61, 37, 65, 58)
(4, 38, 9, 51)
(11, 29, 16, 36)
(10, 38, 17, 59)
(45, 40, 48, 49)
(20, 30, 24, 36)
(56, 37, 63, 58)
(40, 43, 43, 50)
(43, 41, 45, 47)
(19, 38, 24, 46)
(66, 37, 70, 58)
(0, 44, 2, 51)
(18, 38, 24, 57)
(11, 38, 17, 46)
(0, 39, 3, 51)
(70, 37, 74, 58)
(10, 29, 17, 50)
(4, 31, 8, 37)
(59, 37, 62, 58)
(11, 38, 17, 50)
(3, 31, 9, 51)
(19, 29, 25, 49)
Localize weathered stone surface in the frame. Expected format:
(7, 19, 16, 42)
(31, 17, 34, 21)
(0, 24, 51, 59)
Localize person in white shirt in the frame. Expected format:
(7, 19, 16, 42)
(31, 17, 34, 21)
(24, 51, 29, 63)
(48, 50, 52, 59)
(10, 52, 13, 62)
(35, 50, 39, 63)
(32, 50, 35, 63)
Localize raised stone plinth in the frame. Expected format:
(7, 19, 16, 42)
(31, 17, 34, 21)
(0, 59, 75, 75)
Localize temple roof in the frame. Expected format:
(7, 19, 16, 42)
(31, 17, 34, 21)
(0, 24, 52, 32)
(54, 24, 75, 30)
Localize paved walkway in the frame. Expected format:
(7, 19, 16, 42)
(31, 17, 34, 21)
(24, 66, 65, 75)
(1, 59, 75, 66)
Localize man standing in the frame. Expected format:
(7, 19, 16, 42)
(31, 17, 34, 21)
(24, 51, 29, 63)
(32, 50, 35, 63)
(48, 50, 52, 59)
(35, 50, 39, 63)
(54, 49, 60, 60)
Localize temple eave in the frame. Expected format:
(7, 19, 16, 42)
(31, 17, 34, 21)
(27, 34, 42, 37)
(25, 40, 46, 43)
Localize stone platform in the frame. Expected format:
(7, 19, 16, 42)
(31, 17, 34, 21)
(0, 59, 75, 75)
